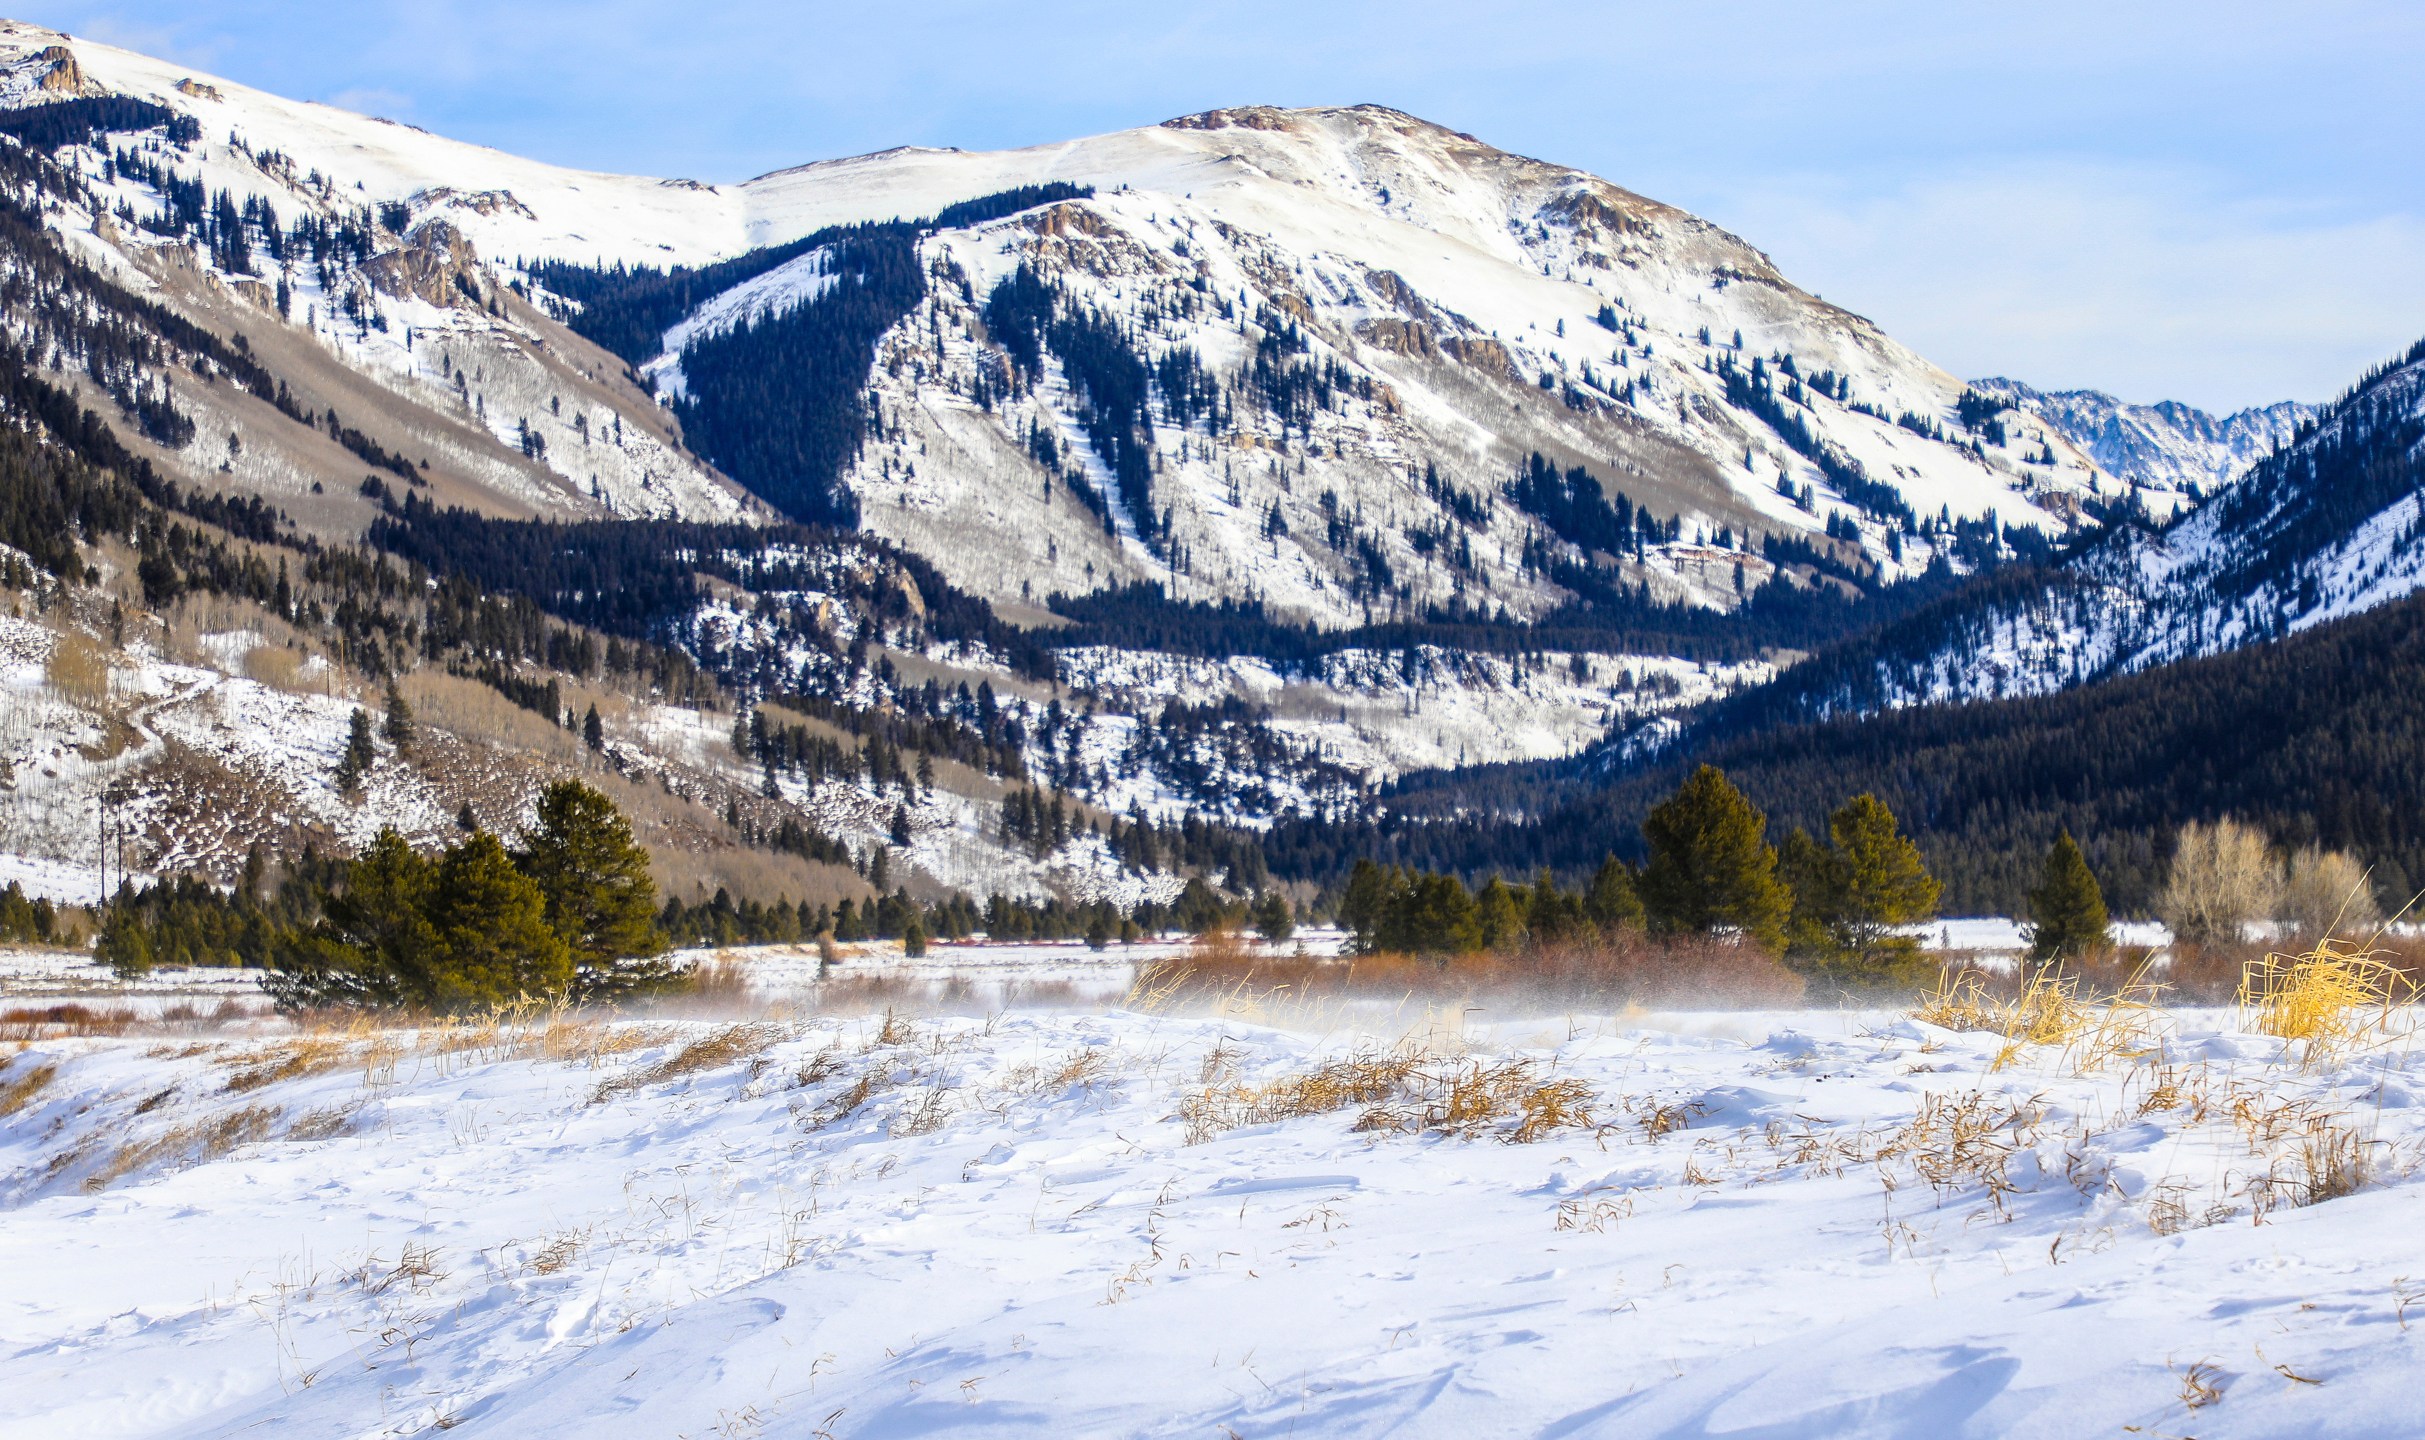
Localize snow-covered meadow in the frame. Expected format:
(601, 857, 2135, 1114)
(6, 976, 2425, 1438)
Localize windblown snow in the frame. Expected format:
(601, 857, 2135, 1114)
(4, 996, 2423, 1437)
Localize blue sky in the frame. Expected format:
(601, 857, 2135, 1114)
(36, 1, 2425, 411)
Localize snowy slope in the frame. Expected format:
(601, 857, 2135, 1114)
(7, 1000, 2425, 1437)
(721, 109, 2124, 626)
(1721, 340, 2425, 724)
(0, 24, 2123, 631)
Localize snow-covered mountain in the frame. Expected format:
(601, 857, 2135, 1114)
(0, 22, 2126, 636)
(1972, 376, 2313, 509)
(1674, 338, 2425, 737)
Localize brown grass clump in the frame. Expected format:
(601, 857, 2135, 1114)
(1181, 1049, 1422, 1143)
(1909, 965, 2164, 1074)
(223, 1038, 354, 1094)
(2238, 937, 2417, 1063)
(0, 1061, 58, 1119)
(1181, 1049, 1598, 1146)
(593, 1023, 789, 1101)
(1356, 1059, 1598, 1143)
(1872, 1090, 2046, 1219)
(82, 1103, 279, 1191)
(286, 1102, 362, 1141)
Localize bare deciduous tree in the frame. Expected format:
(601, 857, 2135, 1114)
(2158, 819, 2280, 945)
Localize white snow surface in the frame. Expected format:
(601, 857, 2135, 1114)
(7, 999, 2425, 1437)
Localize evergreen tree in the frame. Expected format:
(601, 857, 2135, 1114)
(1474, 876, 1527, 951)
(1826, 794, 1940, 965)
(1338, 858, 1395, 948)
(901, 917, 927, 958)
(98, 904, 154, 978)
(424, 830, 572, 1009)
(1638, 765, 1790, 950)
(1582, 854, 1644, 932)
(582, 703, 603, 752)
(1784, 796, 1940, 978)
(1376, 873, 1482, 955)
(2026, 831, 2109, 965)
(1253, 889, 1295, 943)
(383, 682, 414, 757)
(513, 780, 668, 999)
(334, 707, 378, 795)
(272, 828, 439, 1008)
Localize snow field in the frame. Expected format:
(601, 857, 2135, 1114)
(6, 996, 2425, 1437)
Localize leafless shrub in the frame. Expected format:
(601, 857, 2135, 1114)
(1, 1004, 138, 1040)
(2283, 846, 2382, 941)
(2159, 819, 2282, 945)
(44, 624, 109, 709)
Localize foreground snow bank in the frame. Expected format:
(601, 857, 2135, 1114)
(3, 1004, 2423, 1437)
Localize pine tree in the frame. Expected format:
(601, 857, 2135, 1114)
(2026, 831, 2109, 965)
(1376, 873, 1482, 955)
(425, 830, 572, 1009)
(1639, 765, 1790, 950)
(1525, 867, 1580, 943)
(582, 703, 603, 752)
(1475, 876, 1526, 951)
(901, 917, 928, 958)
(334, 707, 378, 796)
(1253, 889, 1295, 943)
(513, 780, 667, 999)
(273, 828, 438, 1008)
(1582, 853, 1644, 932)
(1781, 795, 1940, 980)
(383, 683, 415, 757)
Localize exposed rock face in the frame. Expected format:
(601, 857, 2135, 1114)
(32, 45, 95, 97)
(409, 188, 540, 223)
(361, 220, 486, 309)
(1162, 106, 1297, 133)
(1354, 317, 1438, 359)
(1440, 335, 1514, 378)
(174, 77, 222, 101)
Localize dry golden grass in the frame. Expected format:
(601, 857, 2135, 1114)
(2238, 937, 2418, 1062)
(223, 1037, 354, 1093)
(592, 1022, 790, 1101)
(43, 623, 110, 709)
(1356, 1059, 1598, 1142)
(82, 1103, 279, 1191)
(1179, 1047, 1598, 1147)
(0, 1060, 57, 1119)
(1910, 965, 2165, 1074)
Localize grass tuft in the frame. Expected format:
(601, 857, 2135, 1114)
(2238, 938, 2416, 1063)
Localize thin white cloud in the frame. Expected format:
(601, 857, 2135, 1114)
(1704, 163, 2425, 411)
